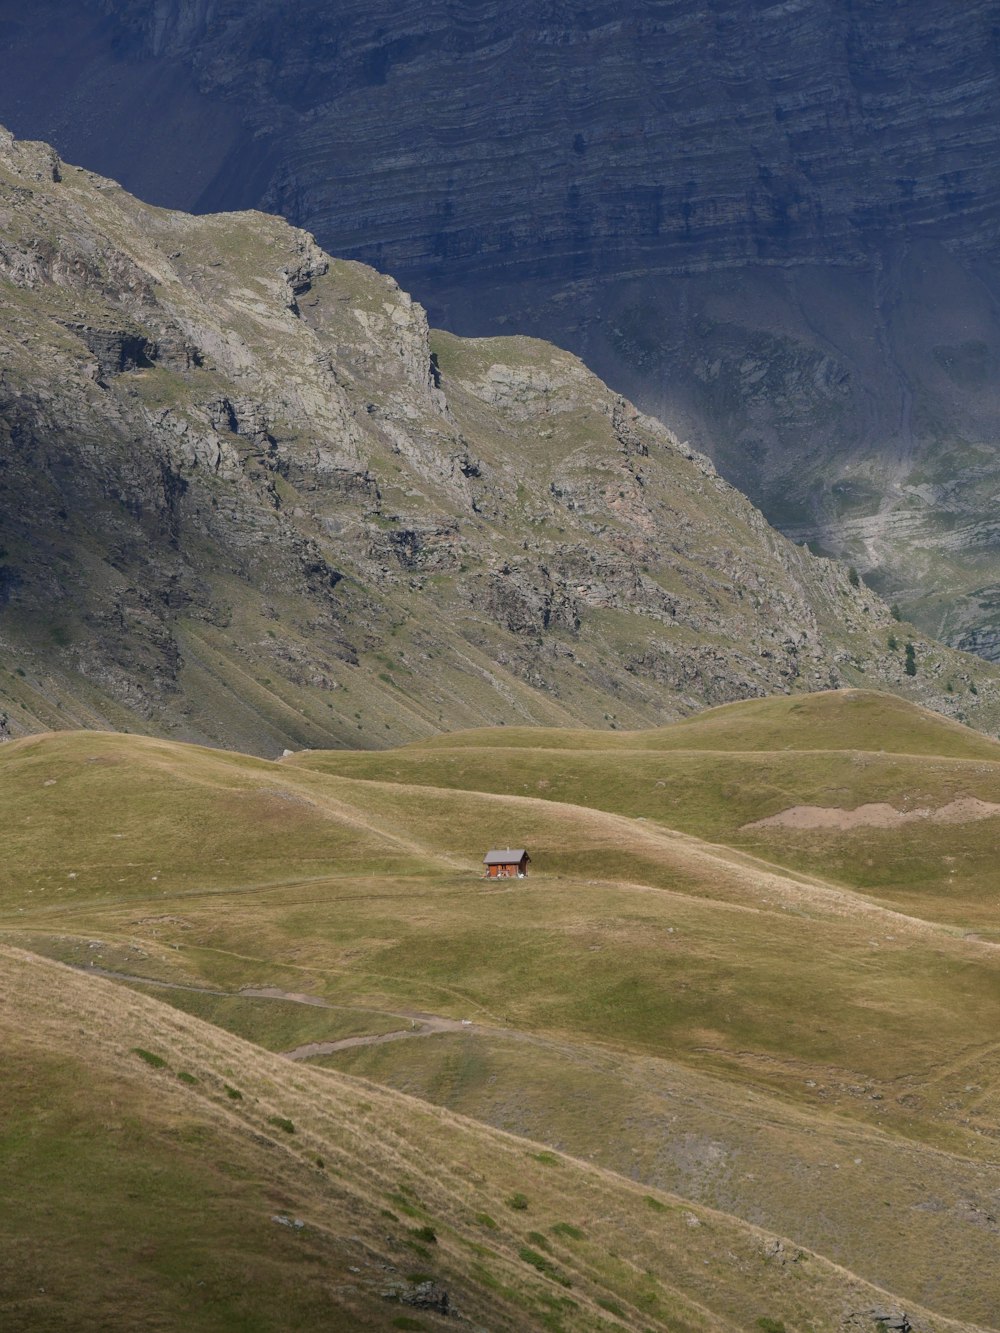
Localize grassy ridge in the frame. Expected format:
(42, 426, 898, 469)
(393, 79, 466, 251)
(3, 692, 1000, 1325)
(5, 945, 970, 1333)
(403, 690, 1000, 757)
(289, 690, 1000, 932)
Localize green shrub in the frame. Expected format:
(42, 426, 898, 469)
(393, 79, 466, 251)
(519, 1247, 571, 1287)
(904, 642, 917, 676)
(268, 1115, 295, 1134)
(757, 1320, 786, 1333)
(551, 1222, 585, 1240)
(388, 1192, 422, 1218)
(224, 1084, 243, 1100)
(643, 1195, 668, 1212)
(408, 1225, 437, 1245)
(507, 1192, 529, 1211)
(526, 1231, 551, 1252)
(475, 1212, 498, 1229)
(132, 1048, 167, 1069)
(532, 1150, 560, 1166)
(176, 1070, 198, 1085)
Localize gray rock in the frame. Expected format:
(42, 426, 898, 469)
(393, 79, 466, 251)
(1, 126, 999, 755)
(870, 1309, 911, 1333)
(401, 1281, 450, 1314)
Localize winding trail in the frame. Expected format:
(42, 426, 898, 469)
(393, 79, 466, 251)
(73, 964, 477, 1059)
(281, 1014, 475, 1061)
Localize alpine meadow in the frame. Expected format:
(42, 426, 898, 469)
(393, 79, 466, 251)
(2, 7, 1000, 1329)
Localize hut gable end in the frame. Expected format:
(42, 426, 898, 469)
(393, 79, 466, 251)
(483, 848, 531, 878)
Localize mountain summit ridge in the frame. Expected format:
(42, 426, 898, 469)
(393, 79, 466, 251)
(1, 127, 998, 753)
(3, 2, 1000, 650)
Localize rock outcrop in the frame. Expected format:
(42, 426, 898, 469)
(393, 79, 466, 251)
(3, 2, 1000, 651)
(1, 128, 998, 753)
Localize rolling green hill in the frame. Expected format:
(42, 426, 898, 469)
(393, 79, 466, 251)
(403, 689, 1000, 758)
(3, 690, 1000, 1328)
(5, 945, 987, 1333)
(289, 689, 1000, 933)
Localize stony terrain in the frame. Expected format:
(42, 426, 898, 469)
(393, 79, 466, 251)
(2, 2, 1000, 649)
(3, 128, 997, 752)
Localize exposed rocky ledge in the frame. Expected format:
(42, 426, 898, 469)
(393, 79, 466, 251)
(2, 2, 1000, 655)
(2, 127, 999, 753)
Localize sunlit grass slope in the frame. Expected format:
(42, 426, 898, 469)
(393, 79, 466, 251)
(289, 689, 1000, 932)
(5, 945, 974, 1333)
(399, 689, 1000, 758)
(4, 725, 998, 1090)
(2, 698, 1000, 1326)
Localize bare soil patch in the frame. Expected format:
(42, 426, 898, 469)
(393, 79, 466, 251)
(745, 796, 1000, 832)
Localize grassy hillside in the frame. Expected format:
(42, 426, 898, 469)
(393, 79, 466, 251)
(9, 947, 987, 1333)
(406, 689, 1000, 757)
(2, 692, 999, 1327)
(290, 689, 1000, 933)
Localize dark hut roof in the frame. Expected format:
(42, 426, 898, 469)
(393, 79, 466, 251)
(483, 849, 528, 864)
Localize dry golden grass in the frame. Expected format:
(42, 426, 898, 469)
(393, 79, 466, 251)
(1, 945, 991, 1333)
(3, 695, 1000, 1327)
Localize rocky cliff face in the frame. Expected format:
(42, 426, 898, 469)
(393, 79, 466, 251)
(2, 1, 1000, 657)
(65, 1, 1000, 273)
(2, 128, 996, 753)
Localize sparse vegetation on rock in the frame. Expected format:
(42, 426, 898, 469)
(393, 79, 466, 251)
(1, 128, 999, 754)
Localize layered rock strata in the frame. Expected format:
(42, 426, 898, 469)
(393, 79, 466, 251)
(1, 128, 997, 753)
(3, 4, 1000, 651)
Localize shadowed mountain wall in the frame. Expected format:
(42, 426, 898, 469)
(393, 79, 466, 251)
(4, 126, 999, 752)
(3, 2, 1000, 649)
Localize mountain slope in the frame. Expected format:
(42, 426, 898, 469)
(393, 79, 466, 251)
(3, 701, 1000, 1325)
(2, 3, 1000, 649)
(1, 128, 999, 754)
(5, 944, 987, 1333)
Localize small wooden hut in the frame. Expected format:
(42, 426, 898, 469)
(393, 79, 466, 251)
(483, 848, 530, 879)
